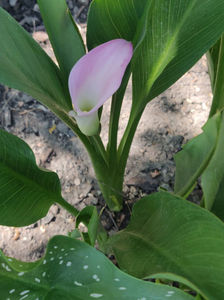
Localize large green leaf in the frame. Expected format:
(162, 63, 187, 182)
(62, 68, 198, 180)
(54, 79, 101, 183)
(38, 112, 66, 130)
(174, 111, 224, 219)
(0, 235, 194, 300)
(87, 0, 148, 50)
(108, 191, 224, 300)
(37, 0, 85, 78)
(132, 0, 224, 108)
(0, 129, 77, 226)
(174, 112, 221, 198)
(88, 0, 224, 108)
(0, 7, 71, 112)
(201, 111, 224, 217)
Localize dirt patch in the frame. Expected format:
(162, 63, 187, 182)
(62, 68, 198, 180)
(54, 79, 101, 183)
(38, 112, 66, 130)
(0, 1, 212, 261)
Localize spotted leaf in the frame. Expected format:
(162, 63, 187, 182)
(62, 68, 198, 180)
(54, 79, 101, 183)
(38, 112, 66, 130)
(0, 235, 193, 300)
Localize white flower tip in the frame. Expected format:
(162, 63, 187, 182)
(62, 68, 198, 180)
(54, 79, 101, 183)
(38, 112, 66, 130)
(75, 111, 99, 136)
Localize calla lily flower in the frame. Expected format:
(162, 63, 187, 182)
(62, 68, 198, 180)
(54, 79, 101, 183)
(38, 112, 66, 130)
(68, 39, 133, 136)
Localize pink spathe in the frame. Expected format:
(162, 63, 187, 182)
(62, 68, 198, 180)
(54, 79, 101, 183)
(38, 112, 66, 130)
(68, 39, 133, 136)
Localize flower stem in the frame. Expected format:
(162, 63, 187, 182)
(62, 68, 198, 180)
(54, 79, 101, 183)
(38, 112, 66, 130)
(107, 66, 131, 166)
(90, 135, 108, 166)
(118, 105, 145, 174)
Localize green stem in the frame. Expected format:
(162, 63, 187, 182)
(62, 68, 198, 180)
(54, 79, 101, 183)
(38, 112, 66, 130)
(95, 105, 145, 211)
(55, 110, 117, 209)
(90, 135, 108, 166)
(209, 34, 224, 117)
(57, 196, 79, 217)
(56, 108, 95, 155)
(118, 105, 145, 174)
(107, 66, 131, 166)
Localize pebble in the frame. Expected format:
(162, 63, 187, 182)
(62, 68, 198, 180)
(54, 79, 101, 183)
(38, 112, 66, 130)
(78, 0, 89, 5)
(74, 178, 81, 186)
(32, 31, 48, 43)
(33, 4, 40, 12)
(9, 0, 17, 6)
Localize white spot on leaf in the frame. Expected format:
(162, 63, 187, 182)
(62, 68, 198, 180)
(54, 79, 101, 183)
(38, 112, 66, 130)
(90, 293, 103, 298)
(20, 295, 29, 300)
(9, 289, 15, 294)
(5, 265, 11, 272)
(92, 274, 100, 282)
(74, 281, 83, 286)
(66, 261, 72, 267)
(18, 272, 24, 276)
(83, 265, 88, 270)
(20, 290, 30, 296)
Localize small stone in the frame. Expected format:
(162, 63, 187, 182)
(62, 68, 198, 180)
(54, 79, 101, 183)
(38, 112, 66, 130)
(74, 178, 81, 186)
(40, 225, 46, 233)
(150, 169, 160, 178)
(78, 0, 89, 5)
(32, 31, 48, 43)
(13, 228, 20, 241)
(33, 3, 40, 12)
(9, 0, 17, 6)
(84, 194, 98, 205)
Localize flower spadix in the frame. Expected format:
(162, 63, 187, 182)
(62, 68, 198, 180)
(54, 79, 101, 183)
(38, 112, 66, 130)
(68, 39, 133, 136)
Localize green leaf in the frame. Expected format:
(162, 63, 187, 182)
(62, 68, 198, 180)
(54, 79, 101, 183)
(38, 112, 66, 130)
(76, 206, 108, 249)
(201, 112, 224, 217)
(174, 111, 224, 218)
(207, 34, 224, 117)
(0, 235, 194, 300)
(0, 7, 71, 112)
(206, 39, 221, 92)
(0, 129, 78, 226)
(76, 206, 100, 246)
(37, 0, 85, 78)
(174, 112, 221, 198)
(88, 0, 224, 109)
(108, 191, 224, 300)
(87, 0, 148, 50)
(132, 0, 224, 109)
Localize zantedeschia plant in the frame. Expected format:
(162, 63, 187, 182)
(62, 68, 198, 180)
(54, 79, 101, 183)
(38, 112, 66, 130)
(1, 0, 224, 299)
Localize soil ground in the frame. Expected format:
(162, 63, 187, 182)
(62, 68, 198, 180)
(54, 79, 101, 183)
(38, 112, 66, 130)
(0, 0, 212, 261)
